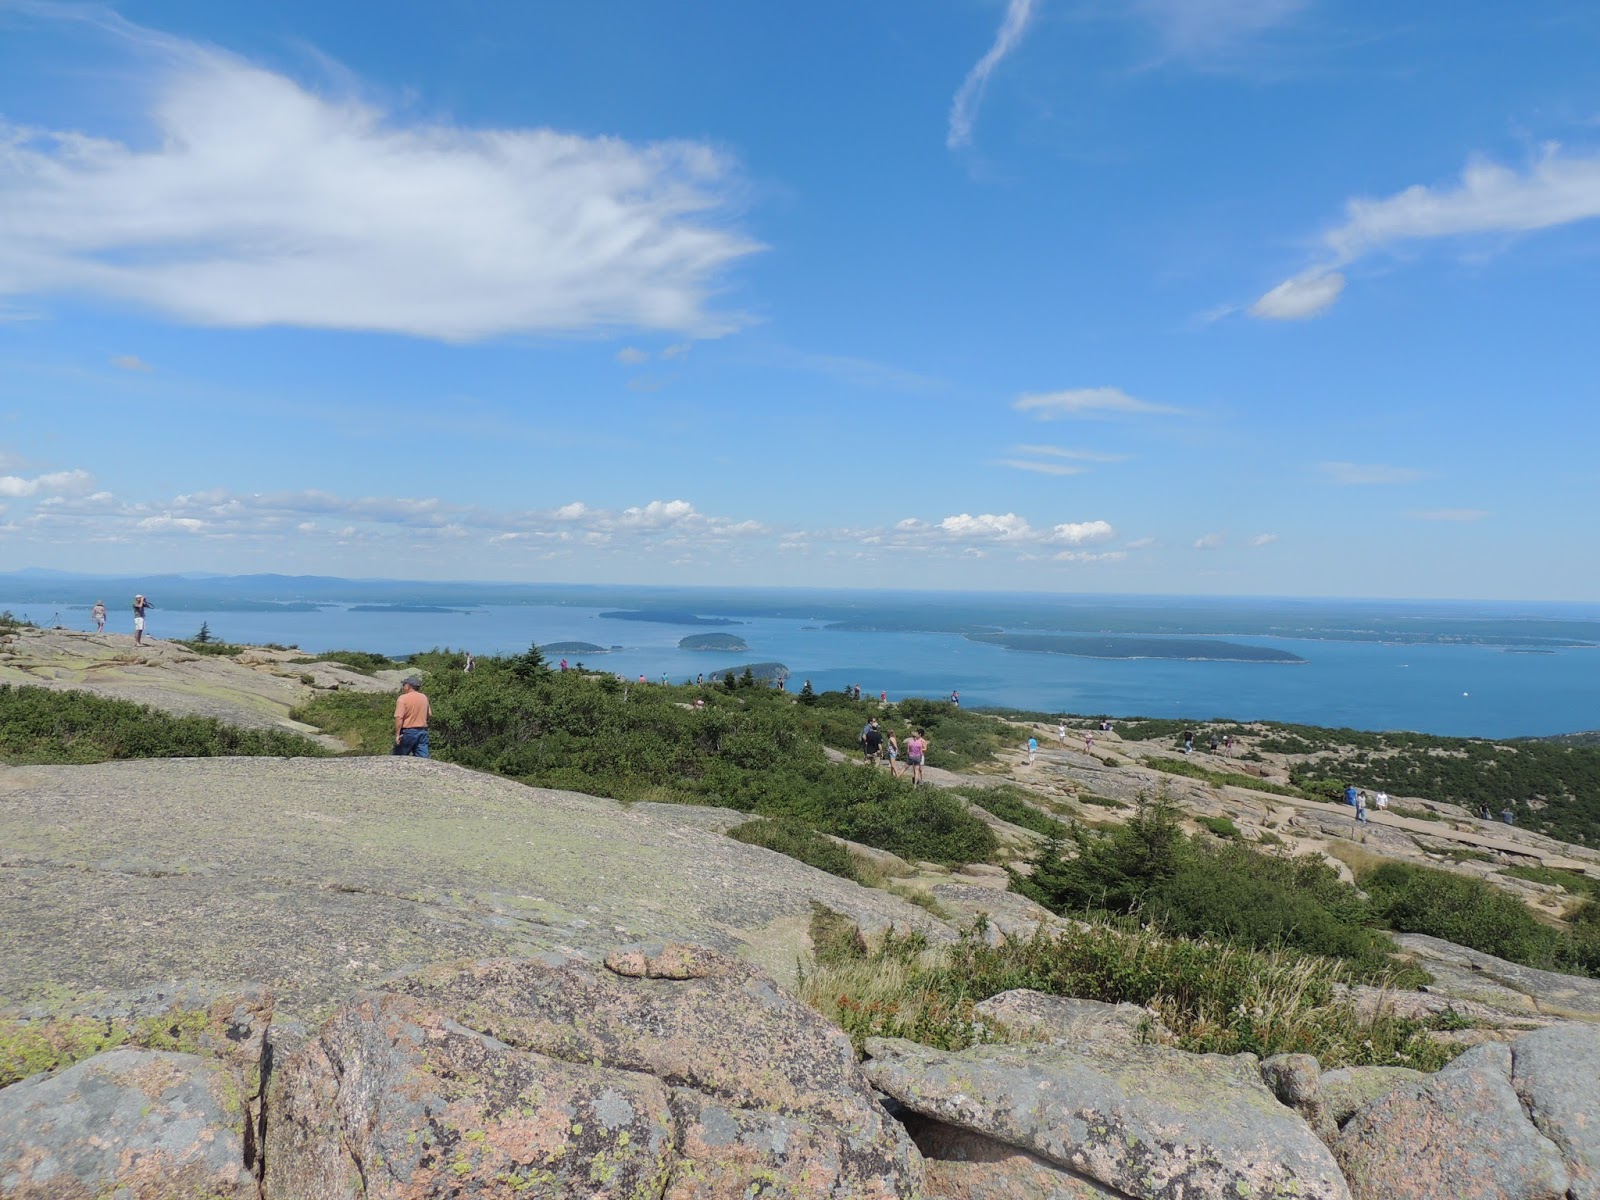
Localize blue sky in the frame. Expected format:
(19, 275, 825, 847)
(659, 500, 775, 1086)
(1, 0, 1597, 598)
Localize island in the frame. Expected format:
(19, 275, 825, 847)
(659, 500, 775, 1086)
(703, 661, 790, 684)
(540, 641, 609, 655)
(679, 633, 749, 652)
(599, 610, 743, 627)
(348, 604, 472, 615)
(964, 632, 1306, 663)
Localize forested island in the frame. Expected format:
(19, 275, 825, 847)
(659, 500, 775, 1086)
(540, 641, 608, 654)
(679, 633, 749, 651)
(599, 610, 743, 626)
(966, 632, 1306, 663)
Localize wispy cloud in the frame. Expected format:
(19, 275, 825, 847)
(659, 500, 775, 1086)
(1410, 508, 1490, 522)
(1134, 0, 1309, 62)
(1012, 444, 1128, 462)
(1320, 461, 1425, 486)
(616, 343, 692, 366)
(991, 458, 1086, 476)
(109, 354, 153, 372)
(1249, 532, 1280, 546)
(1014, 387, 1184, 420)
(1194, 532, 1226, 550)
(1254, 145, 1600, 320)
(947, 0, 1038, 150)
(1250, 271, 1345, 320)
(0, 22, 759, 341)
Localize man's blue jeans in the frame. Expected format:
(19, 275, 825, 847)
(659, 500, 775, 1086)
(392, 728, 430, 757)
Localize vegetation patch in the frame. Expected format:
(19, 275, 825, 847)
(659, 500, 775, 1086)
(298, 648, 401, 675)
(957, 786, 1069, 838)
(728, 819, 862, 883)
(1144, 756, 1301, 797)
(293, 646, 999, 866)
(0, 685, 329, 764)
(798, 920, 1461, 1071)
(1195, 815, 1242, 840)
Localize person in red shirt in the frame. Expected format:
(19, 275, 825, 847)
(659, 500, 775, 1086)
(393, 676, 431, 757)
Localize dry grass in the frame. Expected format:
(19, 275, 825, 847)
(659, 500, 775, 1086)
(1324, 840, 1392, 877)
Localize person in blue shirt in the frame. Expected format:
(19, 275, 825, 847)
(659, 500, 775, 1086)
(1344, 784, 1359, 807)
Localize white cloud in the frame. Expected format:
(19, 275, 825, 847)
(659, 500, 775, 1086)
(615, 347, 651, 365)
(1249, 533, 1280, 546)
(1320, 461, 1425, 486)
(1051, 520, 1115, 544)
(1055, 549, 1126, 563)
(938, 512, 1036, 540)
(1255, 145, 1600, 319)
(1135, 0, 1308, 60)
(110, 354, 153, 372)
(0, 36, 759, 341)
(1012, 444, 1128, 462)
(0, 468, 94, 498)
(947, 0, 1038, 150)
(1125, 536, 1156, 549)
(1194, 532, 1226, 550)
(1249, 271, 1345, 320)
(660, 342, 692, 360)
(137, 515, 205, 532)
(1410, 508, 1490, 522)
(1013, 387, 1183, 420)
(991, 458, 1086, 476)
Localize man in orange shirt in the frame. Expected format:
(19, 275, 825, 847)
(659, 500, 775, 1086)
(392, 676, 431, 758)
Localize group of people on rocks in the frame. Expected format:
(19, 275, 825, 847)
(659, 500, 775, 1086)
(858, 717, 929, 784)
(84, 595, 151, 644)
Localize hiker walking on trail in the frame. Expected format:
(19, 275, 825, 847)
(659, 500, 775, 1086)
(1084, 731, 1094, 754)
(91, 601, 106, 633)
(886, 731, 901, 777)
(1058, 721, 1067, 745)
(906, 729, 928, 785)
(861, 718, 883, 766)
(393, 676, 431, 758)
(1354, 790, 1369, 825)
(1027, 736, 1038, 766)
(131, 594, 151, 645)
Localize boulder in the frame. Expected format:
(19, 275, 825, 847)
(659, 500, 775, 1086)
(1260, 1053, 1335, 1143)
(1317, 1065, 1424, 1128)
(1510, 1024, 1600, 1199)
(1336, 1041, 1570, 1200)
(973, 990, 1168, 1050)
(897, 1114, 1124, 1199)
(1394, 933, 1600, 1018)
(266, 943, 923, 1199)
(863, 1036, 1350, 1200)
(0, 1047, 255, 1199)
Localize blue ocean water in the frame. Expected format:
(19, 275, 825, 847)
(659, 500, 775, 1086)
(10, 588, 1597, 739)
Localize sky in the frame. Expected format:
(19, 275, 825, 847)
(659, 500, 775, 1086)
(1, 0, 1597, 599)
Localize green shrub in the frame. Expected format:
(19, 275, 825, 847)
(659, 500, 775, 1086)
(175, 639, 246, 657)
(728, 819, 861, 882)
(306, 649, 400, 675)
(959, 786, 1068, 838)
(1145, 757, 1301, 797)
(1362, 862, 1563, 966)
(0, 685, 328, 763)
(1196, 815, 1242, 839)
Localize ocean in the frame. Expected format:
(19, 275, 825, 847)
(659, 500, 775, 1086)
(5, 584, 1598, 739)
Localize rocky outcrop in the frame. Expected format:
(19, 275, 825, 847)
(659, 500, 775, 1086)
(0, 757, 951, 1012)
(1511, 1024, 1600, 1199)
(0, 1047, 257, 1199)
(973, 989, 1168, 1050)
(265, 944, 923, 1199)
(1396, 933, 1600, 1018)
(863, 1036, 1351, 1200)
(1337, 1042, 1572, 1200)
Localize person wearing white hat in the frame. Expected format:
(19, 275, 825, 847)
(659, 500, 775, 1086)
(132, 594, 151, 645)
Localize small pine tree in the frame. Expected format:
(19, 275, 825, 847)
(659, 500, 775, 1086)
(798, 679, 817, 706)
(723, 671, 737, 693)
(510, 642, 551, 682)
(740, 666, 756, 689)
(194, 622, 212, 644)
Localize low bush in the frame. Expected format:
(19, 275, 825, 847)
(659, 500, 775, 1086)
(174, 639, 246, 657)
(799, 919, 1458, 1070)
(302, 649, 400, 675)
(1361, 862, 1563, 966)
(1144, 757, 1301, 797)
(958, 786, 1069, 838)
(0, 685, 328, 763)
(728, 819, 861, 882)
(1196, 815, 1241, 840)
